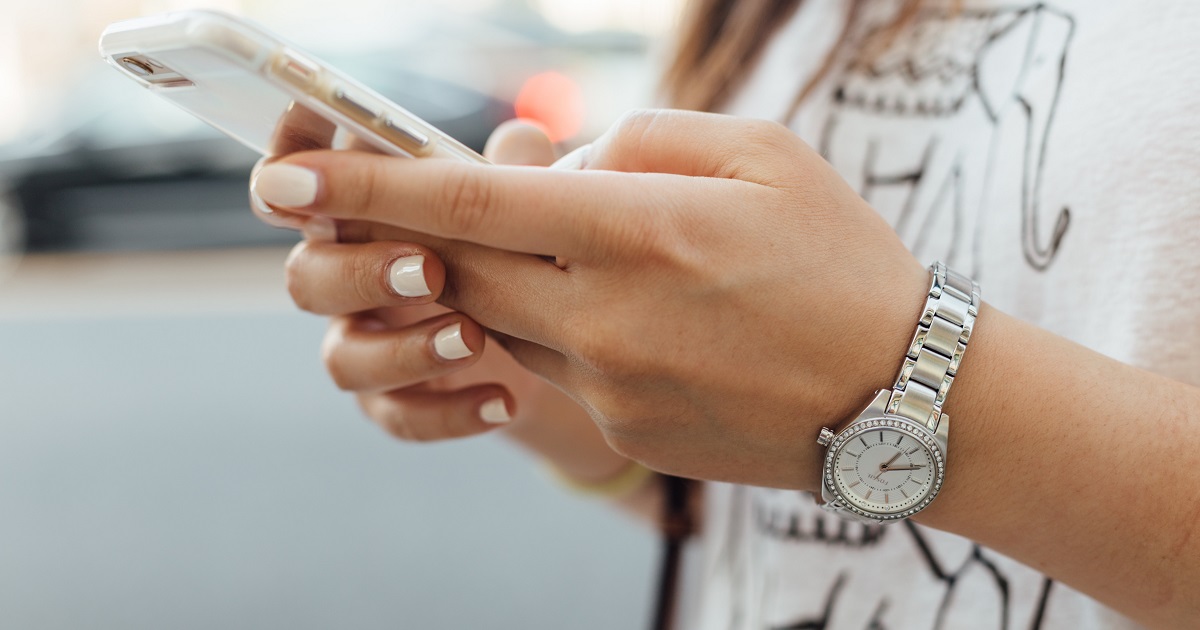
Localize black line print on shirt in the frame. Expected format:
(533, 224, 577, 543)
(817, 3, 1075, 274)
(752, 496, 1056, 630)
(754, 500, 888, 548)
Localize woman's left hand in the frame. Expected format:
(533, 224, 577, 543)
(254, 109, 929, 490)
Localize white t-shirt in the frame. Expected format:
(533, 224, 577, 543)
(690, 1, 1200, 628)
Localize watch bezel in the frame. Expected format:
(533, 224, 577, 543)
(823, 414, 946, 520)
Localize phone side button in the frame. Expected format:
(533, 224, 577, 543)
(332, 88, 383, 121)
(273, 50, 318, 89)
(381, 118, 432, 156)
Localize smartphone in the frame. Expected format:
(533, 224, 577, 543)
(98, 10, 489, 163)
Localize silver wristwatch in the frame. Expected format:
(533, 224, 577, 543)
(815, 262, 980, 523)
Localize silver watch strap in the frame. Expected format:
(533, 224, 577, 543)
(886, 262, 980, 430)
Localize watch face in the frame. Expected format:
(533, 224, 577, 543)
(825, 417, 945, 519)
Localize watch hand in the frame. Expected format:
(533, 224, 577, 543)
(880, 452, 902, 469)
(880, 465, 927, 472)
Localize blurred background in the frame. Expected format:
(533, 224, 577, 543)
(0, 0, 680, 627)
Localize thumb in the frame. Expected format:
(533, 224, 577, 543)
(483, 119, 557, 166)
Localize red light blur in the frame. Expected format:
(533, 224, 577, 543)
(514, 71, 585, 143)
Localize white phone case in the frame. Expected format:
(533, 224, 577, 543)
(99, 10, 488, 163)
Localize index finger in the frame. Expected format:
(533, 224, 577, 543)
(250, 150, 693, 260)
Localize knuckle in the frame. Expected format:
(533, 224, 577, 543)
(403, 429, 436, 443)
(612, 108, 661, 143)
(385, 333, 424, 377)
(404, 414, 448, 443)
(345, 249, 384, 307)
(320, 333, 356, 391)
(381, 413, 416, 442)
(742, 118, 791, 145)
(438, 166, 494, 236)
(324, 360, 355, 392)
(367, 397, 416, 442)
(736, 119, 804, 177)
(345, 158, 385, 218)
(434, 407, 473, 440)
(604, 109, 664, 165)
(283, 242, 315, 311)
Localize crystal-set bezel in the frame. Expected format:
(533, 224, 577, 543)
(823, 415, 946, 520)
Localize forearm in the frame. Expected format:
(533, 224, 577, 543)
(913, 305, 1200, 628)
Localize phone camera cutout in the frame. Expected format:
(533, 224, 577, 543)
(115, 55, 193, 88)
(120, 57, 155, 76)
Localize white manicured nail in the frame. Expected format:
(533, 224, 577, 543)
(249, 189, 275, 215)
(479, 398, 511, 424)
(388, 255, 430, 297)
(550, 144, 591, 170)
(433, 323, 472, 360)
(253, 163, 318, 208)
(250, 190, 305, 230)
(303, 216, 338, 242)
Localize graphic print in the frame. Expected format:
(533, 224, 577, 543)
(709, 6, 1079, 629)
(750, 491, 1055, 630)
(818, 3, 1075, 274)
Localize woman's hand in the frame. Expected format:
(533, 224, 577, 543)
(295, 122, 560, 443)
(253, 109, 930, 490)
(256, 123, 615, 479)
(254, 111, 1200, 627)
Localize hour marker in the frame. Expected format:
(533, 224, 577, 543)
(907, 447, 919, 455)
(900, 488, 909, 499)
(849, 481, 861, 488)
(879, 432, 884, 444)
(895, 435, 903, 445)
(847, 451, 861, 458)
(864, 490, 873, 500)
(860, 437, 869, 448)
(884, 494, 890, 504)
(841, 467, 854, 471)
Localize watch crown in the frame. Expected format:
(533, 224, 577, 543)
(817, 428, 834, 447)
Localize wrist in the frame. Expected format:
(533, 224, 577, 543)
(797, 261, 931, 492)
(909, 301, 1006, 528)
(812, 262, 977, 521)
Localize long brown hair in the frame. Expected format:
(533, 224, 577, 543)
(660, 0, 937, 119)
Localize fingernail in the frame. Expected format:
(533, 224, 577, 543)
(479, 398, 511, 424)
(388, 255, 430, 297)
(303, 216, 338, 242)
(550, 144, 591, 170)
(433, 322, 472, 360)
(250, 190, 305, 229)
(253, 163, 319, 208)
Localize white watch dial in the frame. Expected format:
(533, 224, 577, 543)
(829, 421, 943, 516)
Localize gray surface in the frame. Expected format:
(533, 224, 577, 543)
(0, 313, 654, 629)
